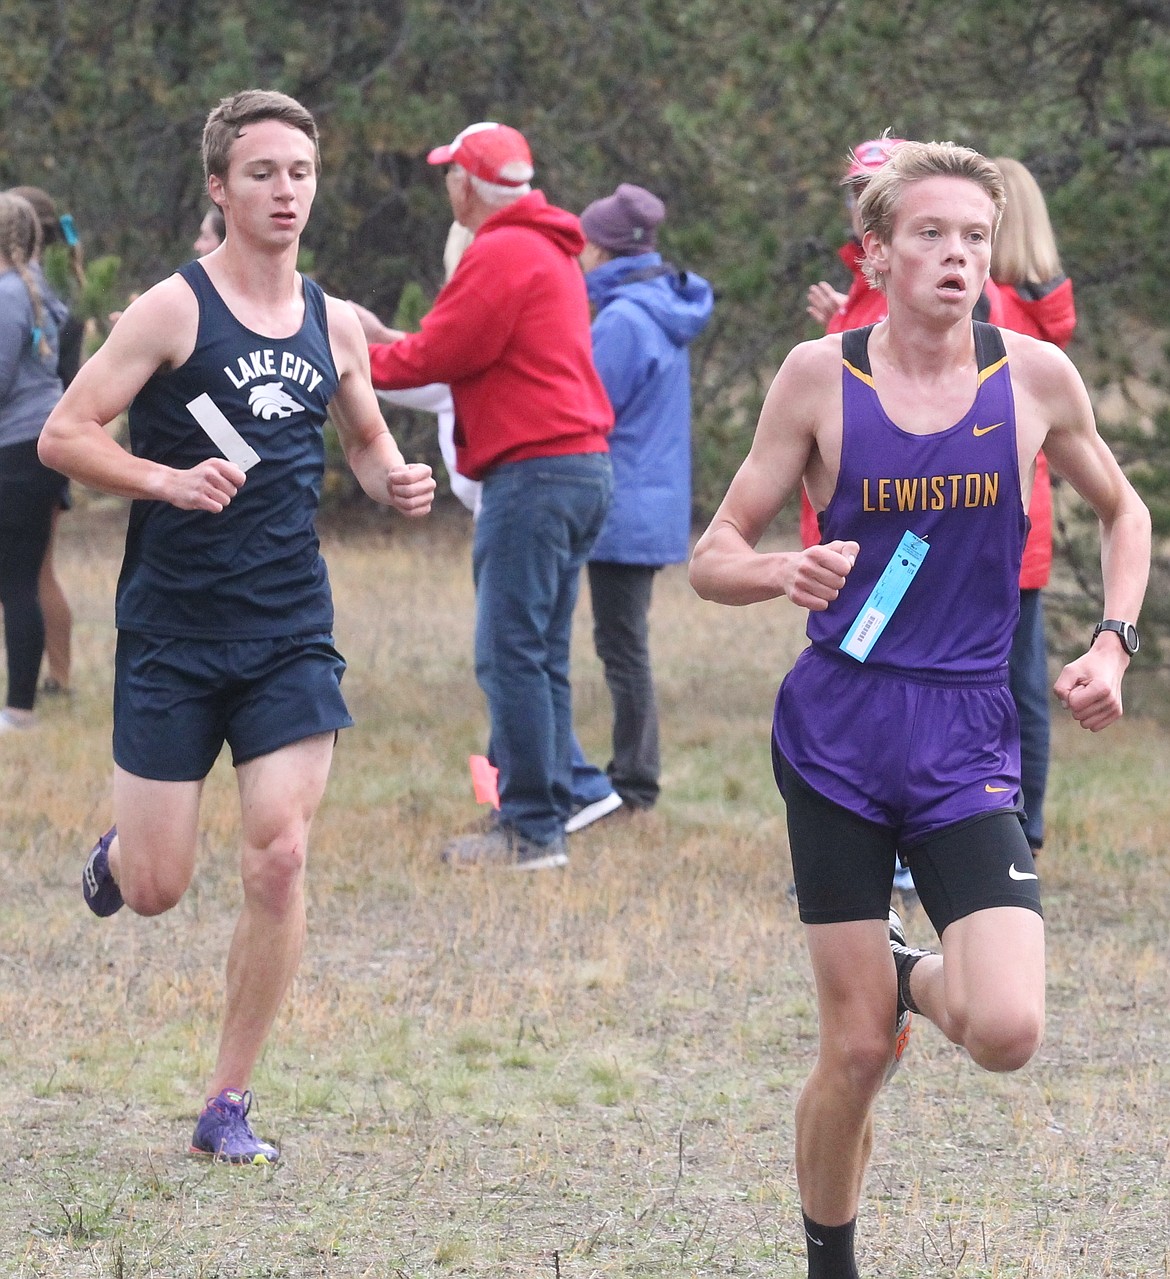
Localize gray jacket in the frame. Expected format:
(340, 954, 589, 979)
(0, 265, 65, 449)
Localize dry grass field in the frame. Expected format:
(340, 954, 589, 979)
(2, 506, 1170, 1278)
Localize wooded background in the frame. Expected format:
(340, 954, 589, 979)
(3, 0, 1169, 656)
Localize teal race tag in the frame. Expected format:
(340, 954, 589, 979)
(840, 531, 930, 662)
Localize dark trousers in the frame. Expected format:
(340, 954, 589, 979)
(1008, 588, 1051, 850)
(0, 438, 66, 710)
(587, 561, 660, 809)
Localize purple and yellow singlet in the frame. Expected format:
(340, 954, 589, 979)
(774, 322, 1029, 842)
(810, 321, 1026, 672)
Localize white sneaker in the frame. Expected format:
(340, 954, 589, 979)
(0, 709, 35, 733)
(565, 791, 623, 834)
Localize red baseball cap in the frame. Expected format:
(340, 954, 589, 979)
(841, 136, 907, 183)
(427, 122, 534, 187)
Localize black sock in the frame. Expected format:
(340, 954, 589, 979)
(803, 1213, 860, 1279)
(894, 949, 926, 1015)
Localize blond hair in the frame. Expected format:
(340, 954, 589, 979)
(202, 89, 320, 184)
(990, 157, 1062, 286)
(0, 193, 52, 360)
(859, 141, 1006, 292)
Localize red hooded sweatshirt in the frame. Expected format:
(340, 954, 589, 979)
(987, 276, 1077, 589)
(367, 191, 612, 480)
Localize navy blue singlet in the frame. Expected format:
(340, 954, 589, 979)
(116, 262, 340, 639)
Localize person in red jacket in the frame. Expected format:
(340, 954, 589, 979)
(805, 135, 907, 340)
(357, 122, 614, 869)
(990, 156, 1077, 854)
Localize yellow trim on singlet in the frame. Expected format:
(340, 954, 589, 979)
(845, 339, 1007, 388)
(843, 359, 876, 388)
(977, 355, 1008, 384)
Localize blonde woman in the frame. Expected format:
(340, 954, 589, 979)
(0, 193, 68, 730)
(7, 185, 86, 695)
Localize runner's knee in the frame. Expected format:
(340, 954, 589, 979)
(120, 865, 187, 916)
(960, 1006, 1043, 1072)
(819, 1023, 895, 1096)
(241, 833, 306, 913)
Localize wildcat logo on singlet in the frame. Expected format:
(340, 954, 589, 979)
(249, 383, 303, 420)
(861, 472, 1001, 512)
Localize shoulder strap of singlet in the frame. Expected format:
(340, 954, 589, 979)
(176, 258, 213, 300)
(973, 320, 1007, 382)
(300, 273, 328, 330)
(841, 324, 877, 381)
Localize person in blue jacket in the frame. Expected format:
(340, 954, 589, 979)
(571, 184, 714, 816)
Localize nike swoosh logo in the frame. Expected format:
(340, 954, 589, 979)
(805, 1231, 824, 1246)
(985, 784, 1010, 793)
(972, 421, 1005, 437)
(1009, 864, 1039, 881)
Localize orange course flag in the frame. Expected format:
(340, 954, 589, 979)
(469, 754, 500, 808)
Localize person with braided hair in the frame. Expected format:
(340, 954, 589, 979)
(0, 192, 69, 731)
(7, 186, 87, 386)
(7, 185, 87, 695)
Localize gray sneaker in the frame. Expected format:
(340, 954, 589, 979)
(440, 825, 568, 871)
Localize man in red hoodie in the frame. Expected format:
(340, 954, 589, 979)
(359, 122, 614, 868)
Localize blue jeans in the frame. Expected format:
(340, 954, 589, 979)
(474, 454, 613, 844)
(570, 734, 617, 807)
(1008, 589, 1050, 849)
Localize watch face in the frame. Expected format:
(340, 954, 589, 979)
(1095, 620, 1139, 654)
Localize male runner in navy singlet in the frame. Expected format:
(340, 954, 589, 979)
(690, 141, 1150, 1278)
(39, 90, 434, 1164)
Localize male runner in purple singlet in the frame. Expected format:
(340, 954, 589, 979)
(690, 141, 1150, 1279)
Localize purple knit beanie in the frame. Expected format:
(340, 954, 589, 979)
(580, 183, 666, 255)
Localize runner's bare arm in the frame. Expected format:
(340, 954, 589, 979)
(325, 296, 435, 517)
(690, 339, 858, 609)
(38, 277, 246, 512)
(1013, 335, 1151, 730)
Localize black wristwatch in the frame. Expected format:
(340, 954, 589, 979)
(1092, 619, 1139, 656)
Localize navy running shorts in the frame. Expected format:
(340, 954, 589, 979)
(777, 753, 1043, 933)
(113, 630, 353, 782)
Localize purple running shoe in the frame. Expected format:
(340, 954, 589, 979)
(190, 1089, 280, 1165)
(82, 827, 124, 917)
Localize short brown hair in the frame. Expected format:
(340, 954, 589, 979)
(859, 141, 1006, 292)
(201, 90, 320, 184)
